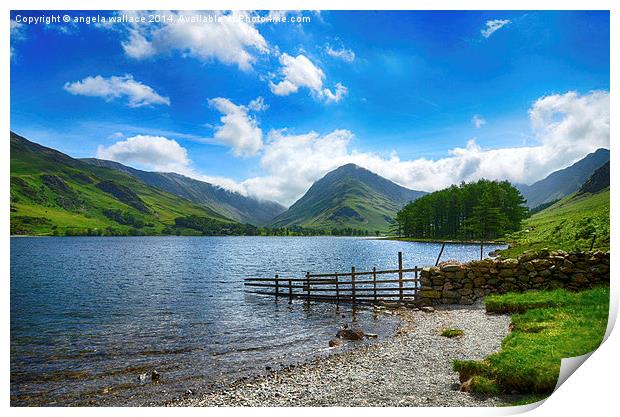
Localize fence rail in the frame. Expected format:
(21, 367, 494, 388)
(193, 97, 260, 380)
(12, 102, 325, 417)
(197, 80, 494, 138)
(244, 251, 421, 305)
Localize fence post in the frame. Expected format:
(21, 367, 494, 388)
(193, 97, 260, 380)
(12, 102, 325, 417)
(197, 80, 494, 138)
(373, 267, 377, 302)
(398, 251, 404, 301)
(480, 240, 484, 260)
(435, 242, 446, 266)
(275, 274, 279, 300)
(351, 266, 356, 305)
(335, 272, 340, 304)
(305, 271, 311, 303)
(415, 266, 419, 300)
(288, 279, 292, 304)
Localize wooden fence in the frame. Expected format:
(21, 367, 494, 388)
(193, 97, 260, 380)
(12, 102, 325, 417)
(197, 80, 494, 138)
(244, 252, 421, 305)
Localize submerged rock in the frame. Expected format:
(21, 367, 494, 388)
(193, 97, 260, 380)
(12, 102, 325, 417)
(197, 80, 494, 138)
(336, 329, 364, 340)
(329, 338, 344, 347)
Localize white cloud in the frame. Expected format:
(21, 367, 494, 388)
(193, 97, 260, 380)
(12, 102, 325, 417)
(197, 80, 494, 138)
(481, 19, 511, 38)
(248, 96, 269, 112)
(325, 45, 355, 62)
(10, 20, 25, 59)
(120, 11, 268, 71)
(208, 97, 264, 157)
(269, 53, 347, 103)
(321, 83, 348, 104)
(97, 135, 190, 172)
(64, 74, 170, 107)
(239, 90, 609, 205)
(472, 115, 486, 128)
(95, 91, 609, 208)
(10, 19, 23, 37)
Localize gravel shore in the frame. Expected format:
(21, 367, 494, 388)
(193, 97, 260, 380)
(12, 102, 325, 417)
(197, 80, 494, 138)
(173, 304, 511, 407)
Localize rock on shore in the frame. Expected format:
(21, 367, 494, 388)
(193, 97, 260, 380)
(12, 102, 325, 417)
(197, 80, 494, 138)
(173, 305, 511, 407)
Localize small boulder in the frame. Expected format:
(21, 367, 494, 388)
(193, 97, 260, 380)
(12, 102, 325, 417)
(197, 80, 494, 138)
(151, 370, 160, 382)
(420, 306, 435, 313)
(329, 338, 344, 347)
(336, 328, 364, 340)
(460, 378, 473, 392)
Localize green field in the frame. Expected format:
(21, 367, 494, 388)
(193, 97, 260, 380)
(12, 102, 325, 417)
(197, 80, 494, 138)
(500, 189, 609, 258)
(454, 287, 609, 402)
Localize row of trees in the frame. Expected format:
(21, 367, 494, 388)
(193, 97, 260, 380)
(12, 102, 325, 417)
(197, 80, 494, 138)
(173, 216, 378, 237)
(395, 179, 528, 240)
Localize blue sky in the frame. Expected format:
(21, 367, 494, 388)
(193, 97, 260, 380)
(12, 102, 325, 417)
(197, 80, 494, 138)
(10, 10, 610, 205)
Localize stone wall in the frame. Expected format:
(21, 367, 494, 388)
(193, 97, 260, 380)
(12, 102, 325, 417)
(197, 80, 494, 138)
(417, 249, 610, 306)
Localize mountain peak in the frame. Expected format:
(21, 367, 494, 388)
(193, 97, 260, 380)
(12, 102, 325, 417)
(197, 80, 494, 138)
(269, 164, 425, 232)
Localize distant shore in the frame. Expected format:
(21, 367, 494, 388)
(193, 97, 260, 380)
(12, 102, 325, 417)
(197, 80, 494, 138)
(170, 305, 515, 407)
(377, 236, 508, 245)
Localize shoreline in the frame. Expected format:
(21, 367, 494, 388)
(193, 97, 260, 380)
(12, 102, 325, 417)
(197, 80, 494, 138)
(169, 305, 516, 407)
(377, 236, 508, 245)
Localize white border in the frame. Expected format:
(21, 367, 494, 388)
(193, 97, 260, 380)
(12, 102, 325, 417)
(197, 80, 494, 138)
(3, 1, 617, 417)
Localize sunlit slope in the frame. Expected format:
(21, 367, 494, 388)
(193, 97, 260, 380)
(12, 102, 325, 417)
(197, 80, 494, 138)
(270, 163, 425, 232)
(501, 189, 610, 257)
(10, 132, 235, 235)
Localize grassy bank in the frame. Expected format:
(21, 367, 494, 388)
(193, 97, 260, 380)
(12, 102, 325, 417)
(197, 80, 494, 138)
(453, 287, 609, 402)
(500, 190, 609, 258)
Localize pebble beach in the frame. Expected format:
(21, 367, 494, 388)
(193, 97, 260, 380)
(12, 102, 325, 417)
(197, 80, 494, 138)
(172, 304, 512, 407)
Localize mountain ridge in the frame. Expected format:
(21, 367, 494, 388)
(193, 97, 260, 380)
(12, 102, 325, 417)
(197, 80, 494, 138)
(10, 131, 243, 236)
(82, 158, 286, 226)
(516, 148, 610, 208)
(270, 163, 426, 232)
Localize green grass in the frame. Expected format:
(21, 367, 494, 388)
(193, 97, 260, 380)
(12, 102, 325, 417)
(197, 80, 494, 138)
(441, 328, 464, 338)
(10, 134, 236, 236)
(453, 287, 609, 398)
(500, 190, 609, 258)
(468, 376, 501, 396)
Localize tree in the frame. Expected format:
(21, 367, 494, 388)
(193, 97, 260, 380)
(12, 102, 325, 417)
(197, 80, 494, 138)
(396, 179, 527, 240)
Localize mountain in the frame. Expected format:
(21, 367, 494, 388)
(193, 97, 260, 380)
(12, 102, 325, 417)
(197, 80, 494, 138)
(578, 161, 609, 195)
(269, 163, 426, 232)
(516, 148, 610, 208)
(81, 158, 286, 226)
(10, 132, 247, 236)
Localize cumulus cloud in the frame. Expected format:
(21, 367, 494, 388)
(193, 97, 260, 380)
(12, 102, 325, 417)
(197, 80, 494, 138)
(322, 83, 348, 104)
(239, 90, 609, 205)
(64, 74, 170, 107)
(10, 19, 25, 59)
(208, 97, 265, 157)
(325, 45, 355, 62)
(481, 19, 511, 38)
(472, 115, 486, 128)
(120, 11, 268, 71)
(96, 134, 249, 194)
(95, 91, 609, 208)
(269, 53, 348, 103)
(97, 135, 190, 172)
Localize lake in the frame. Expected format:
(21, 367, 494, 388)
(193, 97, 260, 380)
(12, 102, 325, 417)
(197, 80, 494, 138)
(10, 236, 506, 406)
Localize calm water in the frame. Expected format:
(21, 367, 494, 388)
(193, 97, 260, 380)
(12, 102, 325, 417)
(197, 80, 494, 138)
(10, 236, 506, 406)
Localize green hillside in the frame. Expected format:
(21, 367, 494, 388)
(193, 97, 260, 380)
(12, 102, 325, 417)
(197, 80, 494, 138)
(10, 132, 244, 236)
(500, 188, 610, 258)
(515, 148, 609, 208)
(270, 164, 425, 232)
(82, 158, 286, 226)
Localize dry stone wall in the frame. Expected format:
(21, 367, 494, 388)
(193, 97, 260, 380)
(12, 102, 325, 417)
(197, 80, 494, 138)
(417, 249, 610, 306)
